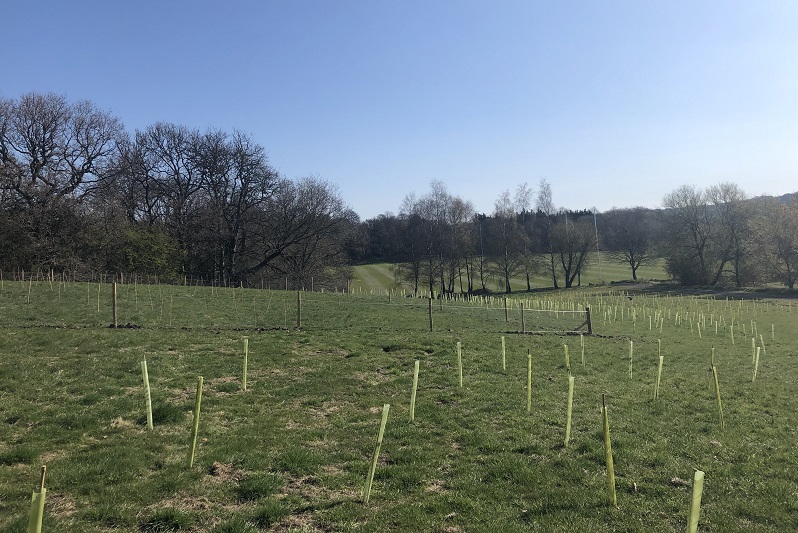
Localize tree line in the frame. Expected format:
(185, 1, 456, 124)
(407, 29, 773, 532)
(2, 92, 796, 292)
(0, 92, 358, 289)
(354, 180, 798, 292)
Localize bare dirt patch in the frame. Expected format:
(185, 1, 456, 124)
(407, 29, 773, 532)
(46, 492, 78, 518)
(206, 461, 246, 484)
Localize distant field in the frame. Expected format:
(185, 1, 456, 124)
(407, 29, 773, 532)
(351, 254, 668, 294)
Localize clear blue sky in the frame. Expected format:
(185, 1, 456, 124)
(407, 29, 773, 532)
(3, 1, 797, 219)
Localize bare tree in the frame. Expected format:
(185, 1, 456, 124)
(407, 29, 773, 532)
(707, 182, 751, 287)
(514, 182, 539, 290)
(662, 183, 752, 286)
(0, 92, 123, 271)
(515, 182, 533, 223)
(190, 129, 276, 283)
(487, 190, 527, 293)
(755, 199, 798, 289)
(602, 207, 653, 281)
(447, 196, 476, 293)
(395, 193, 425, 294)
(138, 123, 204, 252)
(0, 92, 123, 208)
(535, 178, 559, 288)
(662, 185, 717, 285)
(550, 218, 596, 288)
(402, 181, 452, 296)
(245, 176, 350, 287)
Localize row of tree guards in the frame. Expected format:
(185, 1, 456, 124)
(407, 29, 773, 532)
(31, 286, 777, 528)
(362, 342, 708, 531)
(27, 325, 733, 529)
(426, 296, 592, 335)
(107, 282, 594, 334)
(21, 277, 787, 343)
(139, 354, 206, 467)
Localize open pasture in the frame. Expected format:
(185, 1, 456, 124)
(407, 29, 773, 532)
(351, 254, 668, 294)
(0, 279, 797, 531)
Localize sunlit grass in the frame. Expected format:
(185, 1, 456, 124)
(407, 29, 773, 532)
(351, 253, 668, 294)
(0, 280, 796, 531)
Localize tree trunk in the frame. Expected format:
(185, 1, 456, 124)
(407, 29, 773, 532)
(549, 252, 559, 289)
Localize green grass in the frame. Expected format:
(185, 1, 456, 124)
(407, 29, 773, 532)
(0, 280, 797, 531)
(351, 254, 668, 294)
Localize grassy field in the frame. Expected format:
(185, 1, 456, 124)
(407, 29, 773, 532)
(1, 279, 797, 531)
(351, 254, 668, 294)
